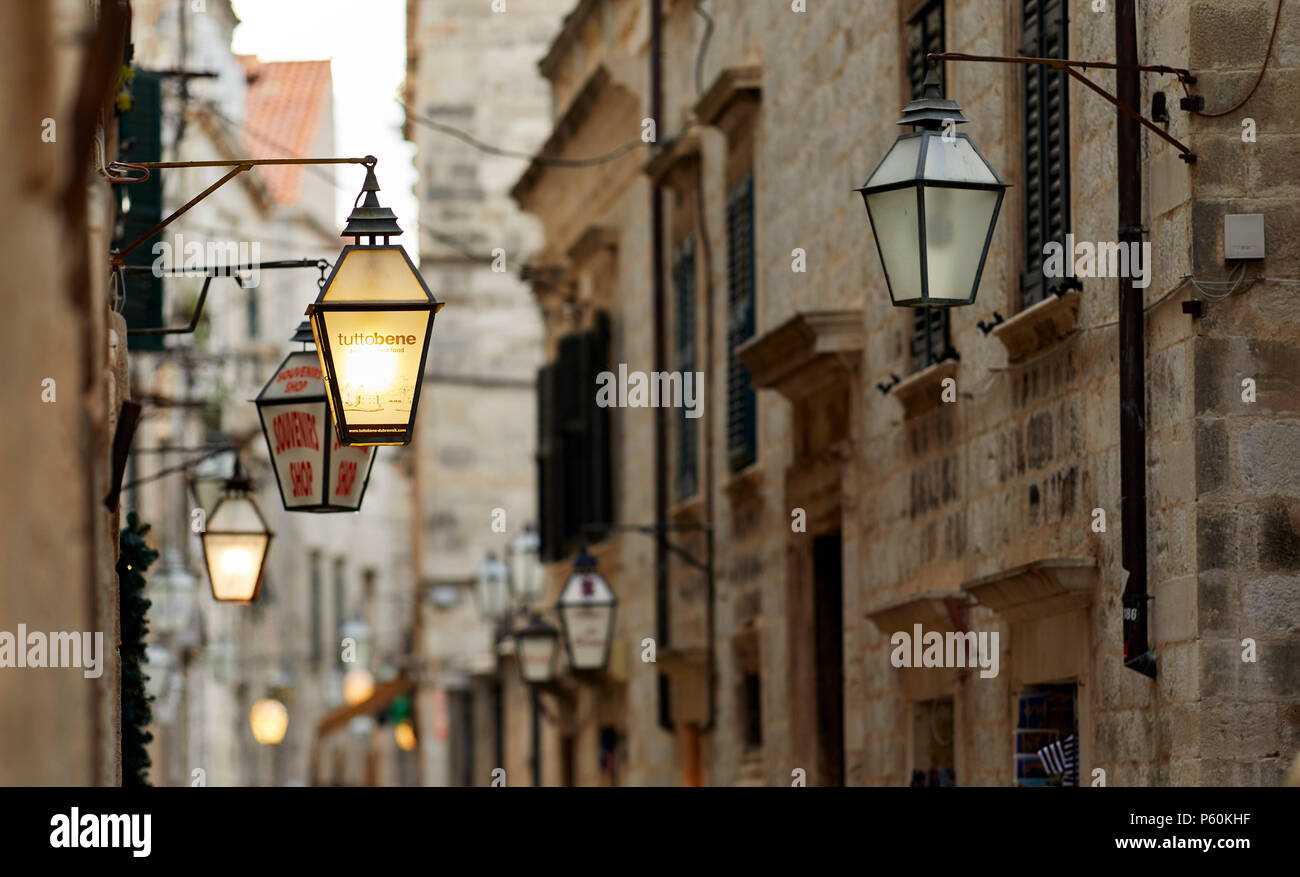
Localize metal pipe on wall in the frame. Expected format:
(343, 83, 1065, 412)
(1116, 0, 1156, 678)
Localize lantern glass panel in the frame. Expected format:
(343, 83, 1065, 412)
(866, 135, 922, 187)
(922, 135, 999, 184)
(314, 307, 431, 440)
(320, 247, 430, 303)
(203, 496, 270, 602)
(923, 185, 1001, 302)
(518, 634, 557, 684)
(560, 603, 614, 671)
(866, 187, 923, 303)
(259, 400, 328, 507)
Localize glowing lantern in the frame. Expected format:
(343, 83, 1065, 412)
(249, 698, 289, 745)
(306, 164, 443, 446)
(556, 550, 618, 674)
(200, 464, 272, 603)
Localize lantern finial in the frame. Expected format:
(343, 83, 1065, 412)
(897, 69, 968, 131)
(342, 165, 402, 239)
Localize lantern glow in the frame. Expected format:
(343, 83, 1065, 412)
(249, 698, 289, 745)
(307, 165, 442, 447)
(200, 466, 272, 604)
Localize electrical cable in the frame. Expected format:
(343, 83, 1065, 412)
(1192, 0, 1283, 118)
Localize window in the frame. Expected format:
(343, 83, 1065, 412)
(743, 673, 763, 751)
(536, 312, 613, 561)
(309, 551, 322, 665)
(734, 630, 763, 754)
(1015, 683, 1078, 787)
(906, 0, 954, 370)
(726, 175, 757, 472)
(1021, 0, 1070, 307)
(911, 697, 956, 786)
(673, 235, 699, 500)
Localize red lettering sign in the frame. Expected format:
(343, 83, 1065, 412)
(335, 460, 357, 497)
(272, 410, 320, 454)
(289, 460, 314, 497)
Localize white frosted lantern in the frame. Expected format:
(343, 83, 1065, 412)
(255, 323, 377, 511)
(474, 551, 511, 623)
(200, 467, 272, 603)
(249, 698, 289, 745)
(306, 164, 443, 447)
(508, 524, 543, 604)
(556, 551, 617, 674)
(855, 69, 1009, 308)
(515, 615, 560, 685)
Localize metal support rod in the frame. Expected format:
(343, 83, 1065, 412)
(123, 259, 330, 336)
(928, 51, 1197, 162)
(108, 155, 376, 264)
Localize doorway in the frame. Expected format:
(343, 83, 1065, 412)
(813, 530, 845, 786)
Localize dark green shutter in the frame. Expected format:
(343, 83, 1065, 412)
(726, 175, 757, 472)
(907, 0, 953, 369)
(1021, 0, 1070, 307)
(114, 70, 165, 350)
(536, 362, 562, 561)
(673, 237, 698, 500)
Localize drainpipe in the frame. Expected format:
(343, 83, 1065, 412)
(1116, 0, 1156, 678)
(650, 0, 674, 731)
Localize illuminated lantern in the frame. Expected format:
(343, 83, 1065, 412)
(343, 668, 375, 706)
(556, 550, 618, 674)
(200, 463, 273, 603)
(255, 322, 377, 512)
(306, 163, 443, 446)
(394, 719, 417, 751)
(249, 698, 289, 745)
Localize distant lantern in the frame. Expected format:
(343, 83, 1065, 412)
(474, 550, 511, 624)
(249, 698, 289, 745)
(509, 523, 543, 605)
(556, 550, 618, 674)
(514, 614, 560, 686)
(200, 463, 273, 603)
(255, 322, 377, 512)
(306, 162, 443, 446)
(343, 668, 375, 706)
(854, 68, 1009, 308)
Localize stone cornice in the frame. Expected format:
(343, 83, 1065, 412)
(736, 310, 863, 401)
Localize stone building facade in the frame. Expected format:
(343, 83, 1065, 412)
(510, 0, 1300, 786)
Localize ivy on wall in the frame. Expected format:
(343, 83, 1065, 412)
(118, 511, 157, 787)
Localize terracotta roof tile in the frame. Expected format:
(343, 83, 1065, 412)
(240, 58, 333, 204)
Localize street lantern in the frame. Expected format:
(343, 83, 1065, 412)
(474, 551, 511, 623)
(854, 68, 1009, 308)
(509, 523, 543, 605)
(200, 463, 273, 603)
(306, 164, 443, 446)
(556, 550, 618, 674)
(255, 322, 377, 512)
(146, 548, 198, 637)
(514, 614, 560, 685)
(249, 698, 289, 745)
(343, 668, 375, 706)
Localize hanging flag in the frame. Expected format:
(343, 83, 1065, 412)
(1036, 734, 1077, 786)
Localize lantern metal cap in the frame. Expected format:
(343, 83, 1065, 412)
(290, 321, 313, 344)
(898, 68, 968, 130)
(516, 613, 558, 639)
(341, 164, 403, 239)
(572, 549, 597, 573)
(224, 459, 253, 494)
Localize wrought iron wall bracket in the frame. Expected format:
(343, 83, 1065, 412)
(107, 155, 377, 267)
(928, 52, 1198, 163)
(581, 521, 712, 574)
(121, 259, 330, 336)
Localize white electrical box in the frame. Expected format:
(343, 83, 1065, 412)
(1224, 213, 1266, 260)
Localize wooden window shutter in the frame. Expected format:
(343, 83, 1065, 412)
(907, 1, 953, 370)
(113, 70, 165, 351)
(536, 361, 563, 561)
(582, 312, 614, 532)
(726, 175, 757, 473)
(1021, 0, 1070, 307)
(673, 237, 699, 500)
